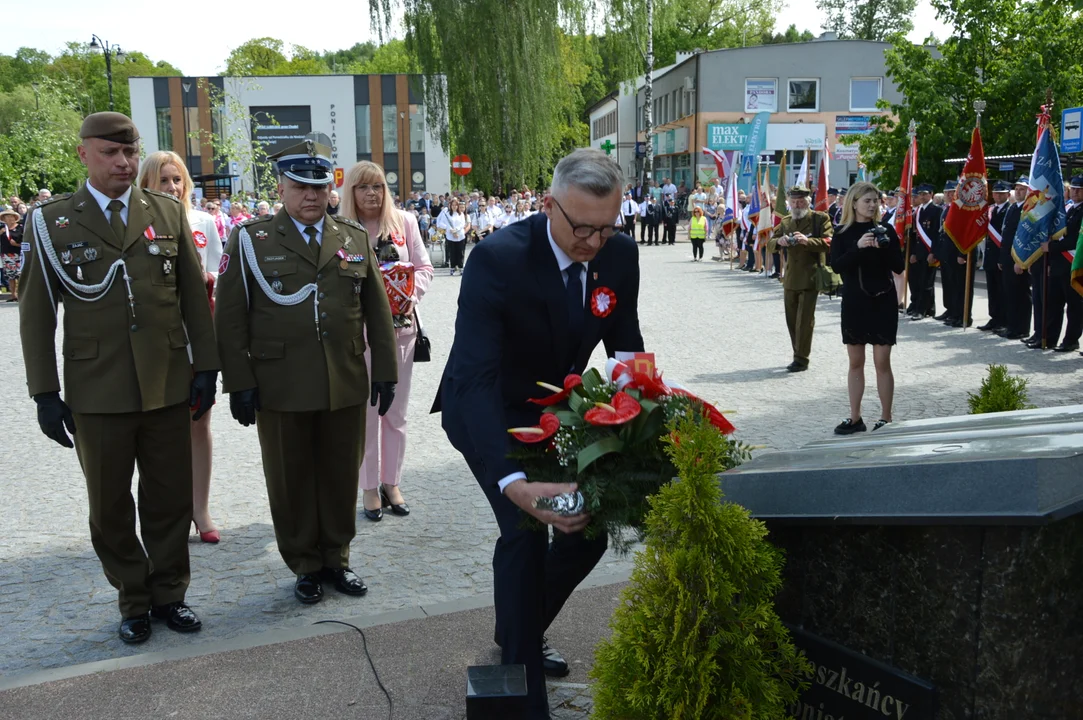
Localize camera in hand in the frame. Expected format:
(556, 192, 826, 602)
(870, 225, 890, 247)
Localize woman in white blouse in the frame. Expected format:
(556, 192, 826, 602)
(438, 197, 468, 275)
(137, 151, 224, 544)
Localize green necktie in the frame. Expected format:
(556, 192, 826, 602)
(108, 199, 126, 242)
(304, 225, 319, 259)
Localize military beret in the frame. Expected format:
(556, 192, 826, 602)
(79, 112, 139, 144)
(787, 184, 811, 197)
(915, 183, 934, 193)
(1070, 176, 1083, 189)
(944, 180, 959, 191)
(1015, 176, 1030, 186)
(992, 180, 1012, 192)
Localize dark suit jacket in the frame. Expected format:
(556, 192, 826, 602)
(985, 203, 1007, 270)
(911, 203, 939, 261)
(1050, 203, 1082, 276)
(433, 213, 644, 488)
(1000, 202, 1022, 267)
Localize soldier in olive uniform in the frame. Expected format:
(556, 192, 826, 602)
(215, 136, 398, 605)
(19, 112, 219, 644)
(767, 185, 834, 372)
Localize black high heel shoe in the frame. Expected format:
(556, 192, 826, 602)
(362, 489, 383, 521)
(379, 485, 410, 516)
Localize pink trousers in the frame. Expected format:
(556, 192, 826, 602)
(358, 328, 417, 491)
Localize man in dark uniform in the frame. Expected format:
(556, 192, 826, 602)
(999, 177, 1032, 340)
(939, 180, 976, 327)
(831, 188, 847, 227)
(215, 136, 399, 604)
(908, 184, 939, 320)
(1042, 175, 1083, 352)
(662, 195, 678, 245)
(19, 112, 219, 644)
(979, 180, 1011, 332)
(645, 196, 662, 245)
(826, 188, 839, 223)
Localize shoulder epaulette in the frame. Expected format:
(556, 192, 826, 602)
(336, 217, 365, 231)
(143, 188, 181, 203)
(33, 194, 72, 209)
(241, 216, 271, 227)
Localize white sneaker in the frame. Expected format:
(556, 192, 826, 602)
(450, 269, 456, 276)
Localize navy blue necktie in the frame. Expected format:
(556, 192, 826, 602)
(566, 262, 585, 366)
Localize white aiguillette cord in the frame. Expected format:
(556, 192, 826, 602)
(32, 208, 136, 318)
(238, 226, 322, 339)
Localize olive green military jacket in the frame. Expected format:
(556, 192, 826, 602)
(214, 209, 397, 413)
(767, 211, 834, 292)
(19, 184, 219, 414)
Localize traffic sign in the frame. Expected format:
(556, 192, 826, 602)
(334, 167, 344, 187)
(998, 162, 1015, 171)
(1061, 107, 1082, 153)
(452, 154, 472, 176)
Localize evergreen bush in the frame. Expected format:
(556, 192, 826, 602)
(589, 416, 811, 720)
(967, 364, 1035, 414)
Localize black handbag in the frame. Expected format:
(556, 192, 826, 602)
(413, 309, 431, 362)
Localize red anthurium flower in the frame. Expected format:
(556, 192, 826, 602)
(527, 374, 583, 406)
(508, 413, 562, 443)
(584, 391, 642, 426)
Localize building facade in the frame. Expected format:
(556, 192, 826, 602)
(632, 36, 903, 191)
(128, 74, 451, 199)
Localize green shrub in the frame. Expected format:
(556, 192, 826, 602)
(589, 416, 810, 720)
(967, 364, 1036, 414)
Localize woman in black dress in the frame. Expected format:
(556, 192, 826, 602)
(829, 181, 905, 434)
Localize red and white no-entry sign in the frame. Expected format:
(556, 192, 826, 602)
(452, 154, 472, 176)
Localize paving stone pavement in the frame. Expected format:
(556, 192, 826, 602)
(1, 242, 1081, 685)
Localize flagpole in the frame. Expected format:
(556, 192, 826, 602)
(962, 101, 986, 330)
(1041, 88, 1054, 349)
(901, 121, 917, 311)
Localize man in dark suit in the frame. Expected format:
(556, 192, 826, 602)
(646, 196, 662, 245)
(1041, 176, 1083, 351)
(979, 181, 1011, 332)
(998, 178, 1031, 340)
(434, 149, 644, 719)
(908, 184, 939, 320)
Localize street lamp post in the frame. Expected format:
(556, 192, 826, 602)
(30, 82, 45, 189)
(181, 81, 191, 167)
(89, 35, 126, 112)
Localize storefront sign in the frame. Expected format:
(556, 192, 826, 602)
(765, 124, 826, 151)
(787, 626, 937, 720)
(652, 127, 689, 156)
(250, 106, 313, 156)
(835, 115, 872, 161)
(707, 124, 750, 151)
(745, 79, 778, 113)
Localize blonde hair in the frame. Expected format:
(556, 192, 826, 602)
(137, 151, 193, 211)
(339, 160, 404, 239)
(839, 181, 882, 231)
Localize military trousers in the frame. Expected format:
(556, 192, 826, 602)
(784, 288, 819, 367)
(74, 402, 193, 618)
(256, 405, 365, 575)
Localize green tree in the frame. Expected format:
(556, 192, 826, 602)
(0, 77, 87, 198)
(589, 415, 809, 719)
(816, 0, 918, 40)
(350, 39, 419, 74)
(859, 1, 1083, 187)
(195, 78, 281, 201)
(45, 42, 182, 117)
(321, 42, 378, 72)
(223, 38, 288, 75)
(758, 23, 816, 44)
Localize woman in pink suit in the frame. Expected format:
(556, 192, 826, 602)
(340, 161, 434, 520)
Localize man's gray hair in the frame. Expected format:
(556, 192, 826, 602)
(550, 148, 624, 198)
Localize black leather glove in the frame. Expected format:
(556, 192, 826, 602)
(189, 370, 219, 422)
(371, 381, 396, 416)
(34, 392, 75, 448)
(229, 388, 260, 427)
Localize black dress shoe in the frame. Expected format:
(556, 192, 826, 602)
(948, 318, 963, 328)
(321, 567, 368, 596)
(379, 486, 410, 516)
(909, 314, 926, 321)
(834, 418, 867, 435)
(1022, 334, 1039, 344)
(977, 322, 996, 331)
(1003, 331, 1026, 340)
(1025, 339, 1045, 349)
(935, 312, 950, 321)
(542, 638, 570, 678)
(119, 615, 151, 644)
(294, 573, 324, 604)
(1054, 341, 1080, 352)
(151, 602, 202, 633)
(785, 362, 808, 372)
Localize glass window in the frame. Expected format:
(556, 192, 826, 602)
(156, 107, 172, 152)
(382, 105, 398, 153)
(744, 79, 778, 112)
(788, 79, 819, 112)
(355, 105, 371, 154)
(850, 78, 882, 111)
(409, 104, 425, 152)
(185, 106, 200, 157)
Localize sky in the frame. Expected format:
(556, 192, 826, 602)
(19, 0, 942, 78)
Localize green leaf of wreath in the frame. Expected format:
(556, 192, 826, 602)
(554, 410, 586, 427)
(580, 368, 605, 397)
(577, 436, 625, 474)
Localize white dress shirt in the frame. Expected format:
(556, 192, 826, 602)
(622, 199, 638, 216)
(289, 215, 325, 246)
(85, 182, 131, 226)
(498, 219, 588, 494)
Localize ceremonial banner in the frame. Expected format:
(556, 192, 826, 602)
(773, 151, 789, 225)
(1012, 126, 1066, 269)
(1072, 232, 1083, 297)
(814, 137, 830, 212)
(895, 134, 916, 244)
(797, 149, 810, 188)
(943, 127, 989, 254)
(745, 172, 762, 233)
(757, 167, 774, 249)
